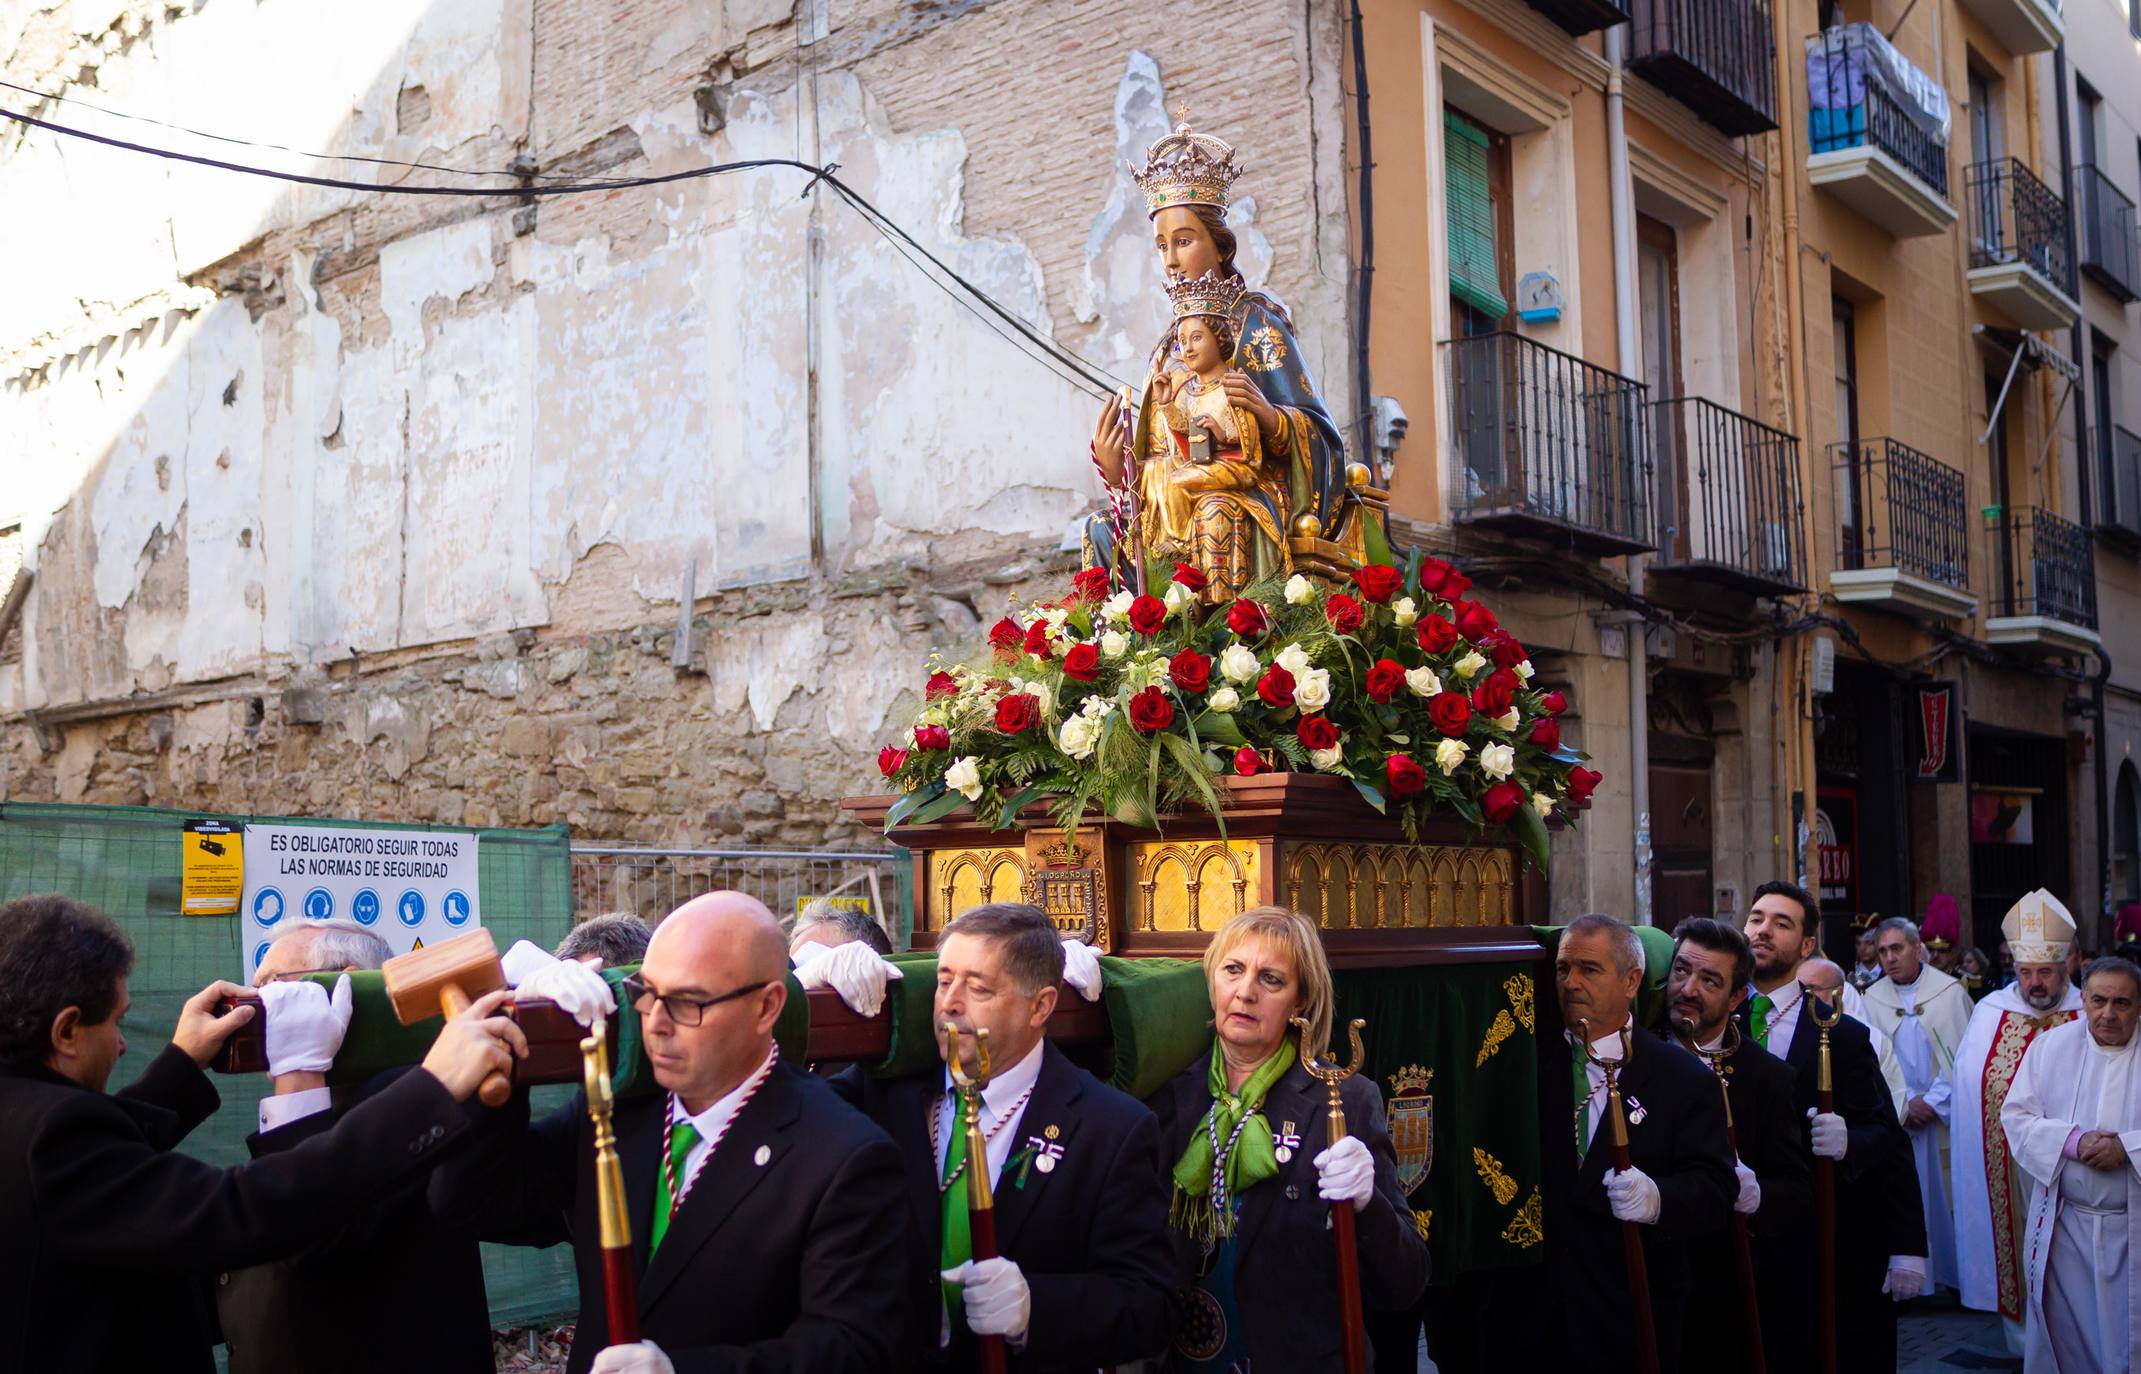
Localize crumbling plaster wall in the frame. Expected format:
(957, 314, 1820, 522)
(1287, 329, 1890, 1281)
(0, 0, 1354, 843)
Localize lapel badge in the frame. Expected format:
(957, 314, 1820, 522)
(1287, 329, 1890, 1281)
(1028, 1136, 1064, 1174)
(753, 1144, 771, 1167)
(1274, 1121, 1302, 1164)
(1624, 1095, 1647, 1127)
(1044, 1123, 1060, 1140)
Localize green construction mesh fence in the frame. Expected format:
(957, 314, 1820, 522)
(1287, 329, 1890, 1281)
(0, 802, 581, 1331)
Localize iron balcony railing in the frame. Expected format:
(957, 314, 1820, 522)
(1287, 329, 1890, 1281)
(1445, 330, 1653, 552)
(1651, 397, 1805, 590)
(1988, 506, 2097, 629)
(1831, 438, 1969, 590)
(2076, 163, 2141, 303)
(1966, 158, 2076, 294)
(1629, 0, 1779, 137)
(2098, 424, 2141, 549)
(1524, 0, 1633, 37)
(1806, 29, 1950, 200)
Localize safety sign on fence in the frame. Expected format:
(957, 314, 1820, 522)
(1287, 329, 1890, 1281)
(240, 823, 481, 980)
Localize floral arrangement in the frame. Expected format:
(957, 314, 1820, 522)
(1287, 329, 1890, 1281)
(874, 558, 1601, 868)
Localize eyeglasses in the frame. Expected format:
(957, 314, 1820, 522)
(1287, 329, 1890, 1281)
(620, 974, 772, 1028)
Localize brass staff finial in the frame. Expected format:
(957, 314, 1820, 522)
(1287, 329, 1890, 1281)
(1292, 1015, 1367, 1145)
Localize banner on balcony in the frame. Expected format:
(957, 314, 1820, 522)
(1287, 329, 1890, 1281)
(1914, 681, 1959, 782)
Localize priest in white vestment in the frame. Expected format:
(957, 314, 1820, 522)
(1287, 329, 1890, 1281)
(1951, 890, 2085, 1349)
(2000, 957, 2141, 1373)
(1863, 916, 1974, 1290)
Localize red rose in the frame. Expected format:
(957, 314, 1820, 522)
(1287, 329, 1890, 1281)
(1234, 746, 1265, 776)
(1061, 642, 1100, 682)
(1023, 619, 1054, 658)
(913, 724, 951, 751)
(1529, 716, 1562, 751)
(995, 693, 1041, 734)
(1386, 753, 1426, 798)
(1480, 630, 1528, 670)
(1482, 781, 1525, 824)
(1128, 594, 1168, 635)
(1417, 615, 1458, 654)
(1256, 665, 1297, 709)
(1453, 600, 1499, 643)
(1350, 564, 1403, 603)
(925, 671, 959, 701)
(1418, 558, 1456, 596)
(1227, 599, 1270, 638)
(1297, 714, 1340, 751)
(1471, 670, 1519, 718)
(1169, 649, 1212, 694)
(1128, 685, 1175, 734)
(988, 617, 1023, 657)
(1567, 766, 1602, 806)
(1325, 594, 1364, 635)
(1070, 567, 1110, 603)
(877, 745, 908, 778)
(1364, 657, 1407, 704)
(1445, 568, 1473, 599)
(1428, 691, 1473, 738)
(1538, 690, 1568, 716)
(1171, 562, 1209, 593)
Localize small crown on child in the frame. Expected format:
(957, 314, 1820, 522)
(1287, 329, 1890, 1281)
(1129, 107, 1244, 218)
(1164, 269, 1247, 321)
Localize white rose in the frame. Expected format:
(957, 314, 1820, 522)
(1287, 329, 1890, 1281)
(1079, 695, 1112, 719)
(1276, 643, 1313, 677)
(1163, 581, 1194, 614)
(1434, 739, 1469, 776)
(1284, 574, 1314, 605)
(1309, 745, 1345, 772)
(1479, 742, 1516, 780)
(1220, 644, 1261, 684)
(1531, 792, 1556, 818)
(1208, 686, 1241, 713)
(944, 755, 983, 801)
(1040, 605, 1070, 631)
(1492, 708, 1520, 733)
(1516, 660, 1534, 681)
(1101, 590, 1134, 624)
(1294, 667, 1333, 712)
(1058, 715, 1100, 761)
(1026, 680, 1052, 702)
(1453, 651, 1488, 679)
(1392, 597, 1418, 627)
(1405, 666, 1442, 698)
(1100, 630, 1129, 660)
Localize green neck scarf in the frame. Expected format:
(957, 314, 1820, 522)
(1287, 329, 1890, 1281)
(1170, 1039, 1295, 1246)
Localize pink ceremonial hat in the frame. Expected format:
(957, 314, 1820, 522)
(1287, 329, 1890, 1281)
(1920, 895, 1961, 950)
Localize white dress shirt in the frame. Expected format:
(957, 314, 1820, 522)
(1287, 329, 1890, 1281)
(933, 1035, 1046, 1186)
(258, 1085, 334, 1134)
(1568, 1017, 1632, 1153)
(1757, 978, 1807, 1061)
(668, 1045, 779, 1197)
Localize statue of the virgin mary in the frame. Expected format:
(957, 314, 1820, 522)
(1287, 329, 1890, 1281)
(1083, 112, 1388, 602)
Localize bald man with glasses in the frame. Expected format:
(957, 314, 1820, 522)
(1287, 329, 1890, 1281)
(432, 892, 912, 1374)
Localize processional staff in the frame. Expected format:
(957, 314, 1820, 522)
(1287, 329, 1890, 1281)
(579, 1016, 639, 1346)
(1580, 1019, 1659, 1374)
(945, 1023, 1009, 1374)
(1808, 994, 1843, 1374)
(1291, 1015, 1369, 1374)
(1675, 1015, 1765, 1374)
(1116, 383, 1150, 596)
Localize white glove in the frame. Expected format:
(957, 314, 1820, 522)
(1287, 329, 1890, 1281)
(1314, 1135, 1376, 1210)
(589, 1341, 675, 1374)
(1882, 1255, 1929, 1301)
(1807, 1107, 1848, 1161)
(1059, 939, 1104, 1002)
(259, 974, 354, 1077)
(516, 956, 617, 1028)
(500, 938, 558, 987)
(792, 940, 903, 1017)
(1733, 1159, 1761, 1216)
(1604, 1166, 1662, 1225)
(941, 1257, 1031, 1341)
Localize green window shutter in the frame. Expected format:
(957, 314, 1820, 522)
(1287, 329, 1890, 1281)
(1443, 112, 1508, 321)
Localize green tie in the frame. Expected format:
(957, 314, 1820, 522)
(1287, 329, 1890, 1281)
(1750, 993, 1775, 1047)
(939, 1094, 973, 1320)
(650, 1118, 701, 1256)
(1571, 1049, 1593, 1162)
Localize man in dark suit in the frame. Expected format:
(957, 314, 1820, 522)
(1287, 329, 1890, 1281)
(432, 890, 911, 1374)
(1537, 914, 1737, 1374)
(0, 892, 525, 1374)
(833, 902, 1173, 1372)
(1663, 916, 1815, 1370)
(217, 918, 493, 1374)
(1737, 881, 1927, 1374)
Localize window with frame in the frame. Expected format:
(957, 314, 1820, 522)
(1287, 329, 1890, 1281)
(1443, 109, 1513, 334)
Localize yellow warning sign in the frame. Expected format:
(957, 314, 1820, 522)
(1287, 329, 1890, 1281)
(181, 820, 244, 916)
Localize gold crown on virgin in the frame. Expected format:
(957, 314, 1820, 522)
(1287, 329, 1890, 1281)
(1130, 107, 1244, 217)
(1164, 270, 1247, 321)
